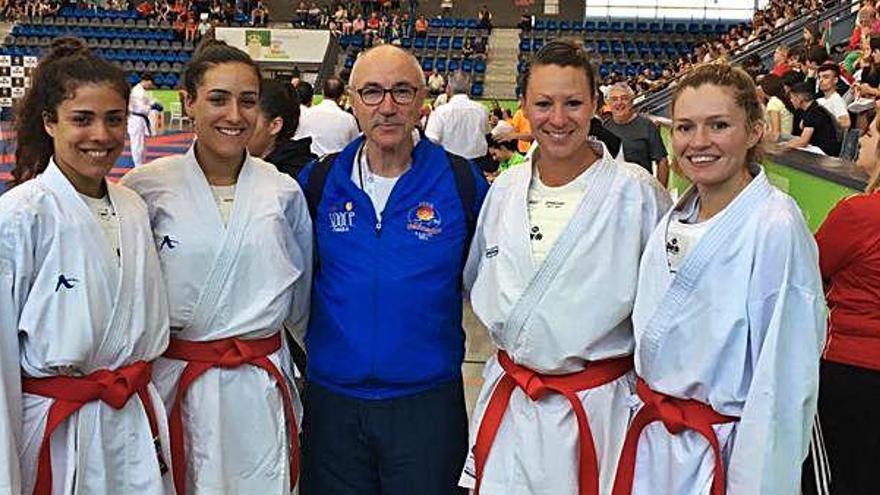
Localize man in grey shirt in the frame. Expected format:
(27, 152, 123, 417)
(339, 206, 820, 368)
(604, 83, 669, 186)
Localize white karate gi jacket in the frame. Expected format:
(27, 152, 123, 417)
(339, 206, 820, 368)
(0, 160, 172, 495)
(460, 145, 671, 495)
(122, 147, 312, 495)
(629, 170, 826, 495)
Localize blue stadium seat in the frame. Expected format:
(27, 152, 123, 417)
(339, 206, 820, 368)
(519, 38, 531, 52)
(467, 18, 479, 29)
(611, 40, 623, 54)
(532, 38, 544, 51)
(559, 21, 571, 32)
(422, 57, 434, 71)
(448, 59, 459, 71)
(414, 37, 425, 50)
(400, 37, 412, 48)
(610, 21, 622, 32)
(623, 22, 635, 33)
(585, 20, 596, 32)
(572, 22, 584, 33)
(429, 18, 442, 29)
(624, 41, 636, 55)
(471, 83, 483, 97)
(534, 19, 545, 32)
(474, 59, 486, 73)
(454, 18, 466, 29)
(435, 58, 447, 72)
(637, 22, 648, 33)
(546, 20, 558, 32)
(452, 36, 463, 50)
(597, 21, 608, 32)
(439, 36, 450, 50)
(599, 64, 610, 78)
(461, 58, 473, 72)
(517, 61, 527, 73)
(427, 35, 438, 50)
(688, 23, 700, 34)
(625, 64, 637, 77)
(675, 23, 687, 34)
(598, 40, 609, 55)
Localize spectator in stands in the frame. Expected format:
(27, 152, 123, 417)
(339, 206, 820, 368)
(197, 12, 212, 39)
(440, 0, 452, 17)
(473, 36, 487, 56)
(816, 63, 851, 129)
(770, 45, 791, 77)
(604, 83, 669, 186)
(366, 11, 380, 33)
(758, 74, 794, 142)
(786, 81, 842, 156)
(478, 4, 492, 34)
(352, 13, 365, 34)
(414, 14, 428, 38)
(297, 76, 361, 156)
(249, 78, 316, 178)
(251, 0, 267, 26)
(425, 71, 489, 162)
(500, 98, 533, 154)
(850, 6, 878, 51)
(427, 69, 445, 96)
(295, 1, 308, 26)
(462, 37, 474, 58)
(517, 13, 531, 32)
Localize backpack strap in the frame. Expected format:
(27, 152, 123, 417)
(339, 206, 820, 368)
(446, 151, 478, 262)
(304, 152, 340, 221)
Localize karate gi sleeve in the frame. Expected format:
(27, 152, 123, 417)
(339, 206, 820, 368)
(283, 185, 314, 346)
(726, 218, 826, 495)
(0, 214, 27, 494)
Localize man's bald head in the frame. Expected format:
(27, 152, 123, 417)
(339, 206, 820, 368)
(349, 44, 425, 90)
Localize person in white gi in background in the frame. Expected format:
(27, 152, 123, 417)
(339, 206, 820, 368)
(611, 63, 826, 495)
(127, 74, 157, 167)
(459, 39, 671, 495)
(0, 37, 171, 495)
(122, 40, 312, 495)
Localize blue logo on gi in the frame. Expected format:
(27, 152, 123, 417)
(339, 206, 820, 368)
(55, 274, 78, 292)
(406, 202, 442, 240)
(159, 235, 179, 251)
(329, 200, 356, 233)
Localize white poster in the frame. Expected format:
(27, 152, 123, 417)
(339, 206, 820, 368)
(214, 28, 331, 64)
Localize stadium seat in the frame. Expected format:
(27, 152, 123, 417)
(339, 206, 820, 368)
(474, 60, 486, 73)
(422, 57, 434, 72)
(435, 58, 447, 72)
(471, 83, 483, 97)
(546, 20, 558, 32)
(534, 19, 545, 32)
(559, 21, 571, 32)
(597, 21, 608, 32)
(610, 21, 622, 32)
(439, 36, 450, 50)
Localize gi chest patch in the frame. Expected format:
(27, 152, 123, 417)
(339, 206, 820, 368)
(406, 202, 442, 240)
(329, 200, 356, 233)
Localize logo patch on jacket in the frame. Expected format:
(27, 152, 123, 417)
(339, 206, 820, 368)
(329, 200, 356, 233)
(55, 275, 79, 292)
(406, 202, 442, 240)
(485, 246, 499, 258)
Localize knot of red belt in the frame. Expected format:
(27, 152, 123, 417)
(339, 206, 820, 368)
(22, 360, 159, 495)
(611, 378, 739, 495)
(163, 333, 299, 495)
(472, 351, 633, 495)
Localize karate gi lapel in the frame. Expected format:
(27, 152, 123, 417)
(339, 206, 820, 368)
(639, 169, 773, 362)
(503, 146, 618, 346)
(184, 148, 257, 333)
(40, 160, 127, 357)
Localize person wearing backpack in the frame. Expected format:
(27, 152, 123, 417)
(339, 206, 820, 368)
(297, 45, 488, 495)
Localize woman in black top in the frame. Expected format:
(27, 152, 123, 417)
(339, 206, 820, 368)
(248, 78, 317, 178)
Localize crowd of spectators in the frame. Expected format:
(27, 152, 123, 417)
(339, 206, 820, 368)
(600, 0, 844, 99)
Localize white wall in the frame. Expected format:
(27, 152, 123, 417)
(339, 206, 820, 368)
(584, 0, 757, 20)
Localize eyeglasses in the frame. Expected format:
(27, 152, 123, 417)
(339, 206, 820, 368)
(355, 84, 419, 106)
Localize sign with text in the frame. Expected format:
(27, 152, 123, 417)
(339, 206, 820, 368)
(214, 28, 331, 64)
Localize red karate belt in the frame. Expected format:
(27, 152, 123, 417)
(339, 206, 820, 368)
(611, 378, 739, 495)
(164, 333, 298, 495)
(473, 351, 634, 495)
(22, 360, 160, 495)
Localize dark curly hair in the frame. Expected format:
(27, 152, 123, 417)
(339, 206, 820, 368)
(9, 36, 129, 188)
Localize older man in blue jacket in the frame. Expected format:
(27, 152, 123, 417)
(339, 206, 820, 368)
(298, 44, 488, 495)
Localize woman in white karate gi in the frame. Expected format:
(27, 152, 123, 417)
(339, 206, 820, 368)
(0, 37, 171, 495)
(611, 63, 826, 495)
(460, 40, 670, 495)
(121, 40, 312, 495)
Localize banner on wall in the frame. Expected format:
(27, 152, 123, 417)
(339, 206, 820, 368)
(214, 27, 331, 64)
